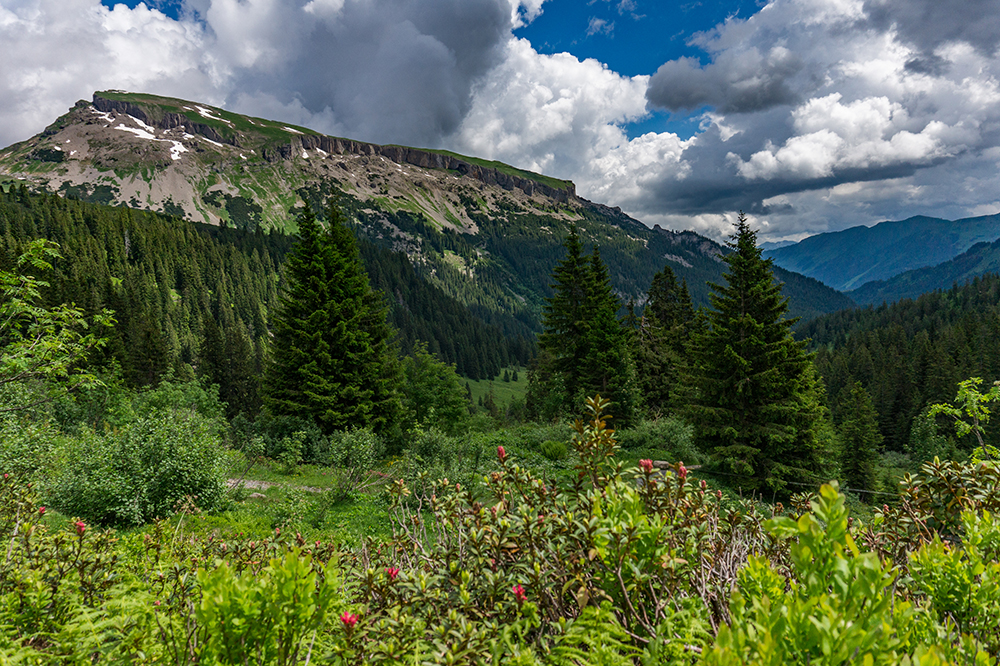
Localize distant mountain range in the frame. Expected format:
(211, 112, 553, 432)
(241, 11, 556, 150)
(0, 91, 853, 326)
(849, 236, 1000, 305)
(764, 214, 1000, 292)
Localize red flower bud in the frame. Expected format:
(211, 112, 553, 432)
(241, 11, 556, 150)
(678, 465, 688, 480)
(38, 506, 45, 516)
(700, 480, 707, 490)
(340, 611, 358, 629)
(639, 459, 653, 473)
(512, 583, 527, 604)
(386, 566, 400, 581)
(74, 521, 86, 537)
(497, 445, 507, 462)
(716, 490, 723, 500)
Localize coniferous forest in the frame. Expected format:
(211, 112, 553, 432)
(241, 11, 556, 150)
(3, 180, 1000, 663)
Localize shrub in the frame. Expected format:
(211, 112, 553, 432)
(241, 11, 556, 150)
(250, 414, 331, 465)
(616, 417, 700, 464)
(539, 439, 568, 461)
(47, 409, 227, 527)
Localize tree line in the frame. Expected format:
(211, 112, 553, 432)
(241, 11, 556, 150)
(0, 185, 533, 417)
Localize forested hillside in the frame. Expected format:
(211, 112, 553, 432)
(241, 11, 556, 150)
(801, 273, 1000, 450)
(849, 235, 1000, 304)
(0, 184, 532, 397)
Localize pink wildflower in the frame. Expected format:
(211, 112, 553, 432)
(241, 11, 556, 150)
(386, 567, 400, 581)
(497, 445, 507, 462)
(639, 459, 653, 474)
(512, 584, 527, 604)
(38, 506, 45, 516)
(341, 611, 358, 629)
(74, 521, 86, 537)
(678, 464, 688, 480)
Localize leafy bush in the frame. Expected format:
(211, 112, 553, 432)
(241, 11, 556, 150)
(539, 439, 568, 461)
(0, 419, 58, 478)
(616, 417, 700, 464)
(248, 414, 331, 465)
(47, 409, 227, 527)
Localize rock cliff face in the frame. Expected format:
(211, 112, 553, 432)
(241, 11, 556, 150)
(91, 93, 573, 202)
(92, 96, 237, 146)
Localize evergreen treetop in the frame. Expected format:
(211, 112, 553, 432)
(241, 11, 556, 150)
(529, 225, 637, 425)
(686, 213, 828, 493)
(263, 201, 400, 434)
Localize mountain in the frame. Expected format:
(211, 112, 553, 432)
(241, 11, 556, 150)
(0, 91, 853, 326)
(848, 236, 1000, 305)
(763, 214, 1000, 292)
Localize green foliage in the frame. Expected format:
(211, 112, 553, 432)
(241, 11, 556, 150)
(928, 377, 1000, 462)
(401, 341, 468, 434)
(685, 214, 828, 494)
(704, 483, 977, 665)
(539, 439, 568, 461)
(263, 201, 401, 434)
(324, 428, 387, 502)
(836, 381, 883, 501)
(908, 408, 955, 469)
(194, 549, 342, 664)
(0, 239, 114, 412)
(530, 225, 638, 425)
(47, 396, 227, 527)
(615, 417, 700, 464)
(910, 510, 1000, 652)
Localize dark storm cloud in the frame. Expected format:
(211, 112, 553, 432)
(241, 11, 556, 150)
(863, 0, 1000, 57)
(645, 45, 803, 114)
(222, 0, 513, 148)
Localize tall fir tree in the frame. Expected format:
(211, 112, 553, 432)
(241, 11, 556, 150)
(528, 225, 637, 425)
(263, 201, 400, 434)
(635, 265, 696, 416)
(836, 381, 883, 502)
(685, 213, 827, 493)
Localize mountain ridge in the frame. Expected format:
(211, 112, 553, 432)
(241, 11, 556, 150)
(0, 90, 854, 325)
(849, 236, 1000, 305)
(763, 213, 1000, 292)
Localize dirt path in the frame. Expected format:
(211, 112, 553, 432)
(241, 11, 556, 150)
(227, 478, 328, 494)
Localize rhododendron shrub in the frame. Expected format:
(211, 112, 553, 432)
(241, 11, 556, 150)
(1, 394, 1000, 663)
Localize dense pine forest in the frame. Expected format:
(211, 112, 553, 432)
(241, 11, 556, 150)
(0, 184, 533, 398)
(801, 274, 1000, 452)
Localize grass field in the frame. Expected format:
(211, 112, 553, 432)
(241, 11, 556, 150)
(465, 366, 528, 410)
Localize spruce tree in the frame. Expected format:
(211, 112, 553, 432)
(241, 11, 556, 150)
(837, 381, 882, 502)
(263, 201, 400, 434)
(686, 213, 826, 493)
(528, 225, 637, 424)
(636, 266, 695, 416)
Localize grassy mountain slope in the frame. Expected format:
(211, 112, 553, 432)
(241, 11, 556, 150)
(764, 214, 1000, 291)
(0, 91, 852, 325)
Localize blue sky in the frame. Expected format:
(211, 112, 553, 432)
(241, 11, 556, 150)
(4, 0, 1000, 241)
(514, 0, 763, 76)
